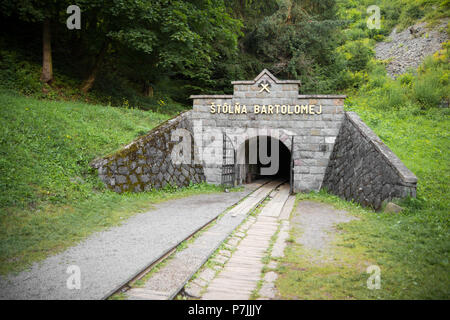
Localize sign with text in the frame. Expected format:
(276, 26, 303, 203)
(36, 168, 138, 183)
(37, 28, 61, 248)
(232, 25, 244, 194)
(210, 103, 322, 115)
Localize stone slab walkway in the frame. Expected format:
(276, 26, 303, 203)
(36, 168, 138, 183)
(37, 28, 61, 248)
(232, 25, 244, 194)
(201, 183, 291, 300)
(201, 216, 279, 300)
(260, 184, 290, 218)
(0, 183, 262, 300)
(125, 180, 279, 300)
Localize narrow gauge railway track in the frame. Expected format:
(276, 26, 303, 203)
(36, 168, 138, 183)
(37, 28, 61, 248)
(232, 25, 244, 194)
(105, 179, 285, 300)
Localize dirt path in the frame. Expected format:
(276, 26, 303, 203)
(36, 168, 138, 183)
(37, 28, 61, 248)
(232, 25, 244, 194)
(292, 201, 358, 253)
(273, 200, 362, 299)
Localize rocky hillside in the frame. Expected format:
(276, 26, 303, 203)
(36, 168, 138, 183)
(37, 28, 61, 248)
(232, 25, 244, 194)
(375, 20, 448, 78)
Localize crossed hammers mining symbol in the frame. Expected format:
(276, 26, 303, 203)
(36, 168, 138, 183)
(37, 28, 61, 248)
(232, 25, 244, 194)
(258, 80, 271, 93)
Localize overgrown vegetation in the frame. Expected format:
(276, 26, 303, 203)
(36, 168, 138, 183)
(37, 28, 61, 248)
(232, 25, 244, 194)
(276, 45, 449, 299)
(0, 1, 448, 102)
(0, 92, 230, 274)
(0, 48, 187, 114)
(0, 0, 448, 300)
(277, 187, 449, 299)
(346, 50, 449, 214)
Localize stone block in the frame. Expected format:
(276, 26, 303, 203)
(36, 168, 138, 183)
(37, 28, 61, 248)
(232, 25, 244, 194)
(333, 98, 344, 105)
(116, 175, 127, 184)
(294, 166, 310, 174)
(322, 128, 340, 136)
(130, 174, 138, 184)
(310, 166, 326, 174)
(321, 106, 337, 114)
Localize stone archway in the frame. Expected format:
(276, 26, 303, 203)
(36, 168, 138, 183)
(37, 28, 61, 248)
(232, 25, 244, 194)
(235, 135, 291, 185)
(93, 69, 418, 210)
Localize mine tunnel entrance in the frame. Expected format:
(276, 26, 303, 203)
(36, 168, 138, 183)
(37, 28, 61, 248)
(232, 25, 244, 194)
(236, 136, 291, 185)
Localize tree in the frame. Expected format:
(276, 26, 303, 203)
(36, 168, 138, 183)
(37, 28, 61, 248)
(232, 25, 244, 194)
(226, 0, 345, 92)
(1, 0, 241, 96)
(0, 0, 70, 84)
(40, 17, 52, 83)
(75, 0, 241, 94)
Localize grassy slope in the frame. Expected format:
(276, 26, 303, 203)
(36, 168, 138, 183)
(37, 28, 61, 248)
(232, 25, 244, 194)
(0, 91, 168, 209)
(0, 92, 226, 274)
(275, 0, 449, 298)
(277, 98, 448, 299)
(276, 58, 450, 300)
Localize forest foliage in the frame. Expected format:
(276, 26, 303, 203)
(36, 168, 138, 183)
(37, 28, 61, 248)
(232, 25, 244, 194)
(1, 0, 447, 110)
(0, 1, 449, 293)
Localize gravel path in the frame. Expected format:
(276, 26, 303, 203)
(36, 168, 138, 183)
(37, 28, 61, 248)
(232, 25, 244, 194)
(0, 185, 259, 300)
(125, 181, 277, 300)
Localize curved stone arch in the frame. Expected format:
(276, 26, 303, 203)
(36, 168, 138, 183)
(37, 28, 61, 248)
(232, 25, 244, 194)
(224, 129, 294, 184)
(225, 127, 295, 155)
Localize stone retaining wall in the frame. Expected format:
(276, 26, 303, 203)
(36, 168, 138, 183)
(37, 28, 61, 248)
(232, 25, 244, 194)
(322, 112, 417, 210)
(190, 69, 346, 192)
(91, 69, 417, 210)
(90, 111, 205, 193)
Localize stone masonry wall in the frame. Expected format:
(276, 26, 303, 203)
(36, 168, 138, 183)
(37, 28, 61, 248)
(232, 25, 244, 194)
(90, 111, 205, 193)
(322, 112, 417, 210)
(91, 69, 417, 205)
(190, 69, 346, 192)
(191, 96, 345, 192)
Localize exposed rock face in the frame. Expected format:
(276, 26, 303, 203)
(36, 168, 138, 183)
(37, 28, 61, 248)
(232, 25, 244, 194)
(375, 20, 448, 78)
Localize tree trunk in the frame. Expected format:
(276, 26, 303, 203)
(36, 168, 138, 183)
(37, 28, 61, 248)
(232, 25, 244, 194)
(40, 19, 53, 84)
(286, 0, 293, 24)
(81, 42, 109, 93)
(142, 81, 153, 97)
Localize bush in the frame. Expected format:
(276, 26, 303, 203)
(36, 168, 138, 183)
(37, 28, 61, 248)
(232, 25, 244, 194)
(352, 46, 449, 111)
(413, 73, 445, 109)
(0, 50, 42, 94)
(385, 81, 409, 108)
(412, 51, 449, 109)
(398, 73, 415, 87)
(337, 39, 375, 72)
(343, 28, 366, 41)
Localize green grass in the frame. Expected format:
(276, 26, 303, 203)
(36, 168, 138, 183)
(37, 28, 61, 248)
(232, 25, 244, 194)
(276, 49, 449, 300)
(277, 190, 449, 299)
(0, 92, 228, 274)
(0, 91, 170, 210)
(0, 49, 189, 114)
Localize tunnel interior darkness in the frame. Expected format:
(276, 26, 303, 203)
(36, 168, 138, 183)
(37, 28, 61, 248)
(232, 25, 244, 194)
(240, 136, 291, 183)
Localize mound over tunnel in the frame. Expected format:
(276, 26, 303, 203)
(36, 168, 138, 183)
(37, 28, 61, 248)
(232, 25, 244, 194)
(92, 69, 417, 210)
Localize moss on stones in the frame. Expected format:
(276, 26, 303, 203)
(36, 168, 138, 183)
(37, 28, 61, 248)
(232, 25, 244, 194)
(92, 111, 205, 193)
